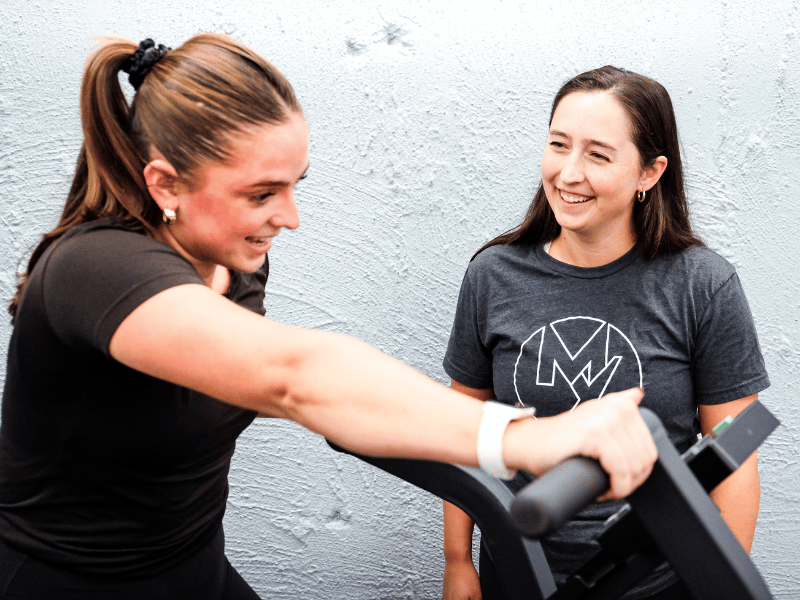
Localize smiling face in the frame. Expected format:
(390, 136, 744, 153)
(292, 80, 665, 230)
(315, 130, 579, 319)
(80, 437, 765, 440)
(160, 111, 309, 278)
(541, 91, 648, 251)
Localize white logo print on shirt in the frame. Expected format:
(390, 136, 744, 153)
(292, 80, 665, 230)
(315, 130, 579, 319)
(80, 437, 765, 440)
(513, 317, 642, 411)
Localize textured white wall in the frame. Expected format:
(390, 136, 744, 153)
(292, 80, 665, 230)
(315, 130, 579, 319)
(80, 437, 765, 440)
(1, 0, 798, 597)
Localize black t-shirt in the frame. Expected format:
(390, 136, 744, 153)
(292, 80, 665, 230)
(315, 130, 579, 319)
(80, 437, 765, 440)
(0, 218, 266, 577)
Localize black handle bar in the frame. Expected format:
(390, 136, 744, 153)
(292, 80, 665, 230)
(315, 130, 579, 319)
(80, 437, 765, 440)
(511, 455, 609, 538)
(511, 408, 662, 538)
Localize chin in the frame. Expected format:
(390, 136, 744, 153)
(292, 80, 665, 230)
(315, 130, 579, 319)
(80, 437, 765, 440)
(230, 255, 267, 273)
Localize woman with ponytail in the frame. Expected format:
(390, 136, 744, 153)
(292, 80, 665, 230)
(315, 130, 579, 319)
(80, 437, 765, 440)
(441, 67, 769, 600)
(0, 37, 657, 599)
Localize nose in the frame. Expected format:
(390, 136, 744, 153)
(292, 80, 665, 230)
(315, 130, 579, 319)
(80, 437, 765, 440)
(559, 152, 585, 185)
(272, 188, 301, 230)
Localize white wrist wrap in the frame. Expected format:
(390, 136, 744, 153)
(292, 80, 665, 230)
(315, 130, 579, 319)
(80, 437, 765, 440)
(477, 402, 536, 479)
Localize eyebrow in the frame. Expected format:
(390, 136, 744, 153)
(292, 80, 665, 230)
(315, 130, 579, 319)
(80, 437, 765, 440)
(549, 130, 617, 152)
(243, 163, 310, 189)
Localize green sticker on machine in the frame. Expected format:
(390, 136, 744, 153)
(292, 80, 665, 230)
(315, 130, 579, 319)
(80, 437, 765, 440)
(713, 415, 734, 435)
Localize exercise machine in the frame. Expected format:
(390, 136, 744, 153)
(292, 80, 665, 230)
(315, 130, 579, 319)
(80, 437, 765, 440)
(330, 400, 778, 600)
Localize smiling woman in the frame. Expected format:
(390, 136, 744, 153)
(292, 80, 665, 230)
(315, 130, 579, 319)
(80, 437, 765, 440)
(0, 38, 660, 600)
(144, 115, 309, 284)
(441, 66, 769, 600)
(541, 91, 667, 264)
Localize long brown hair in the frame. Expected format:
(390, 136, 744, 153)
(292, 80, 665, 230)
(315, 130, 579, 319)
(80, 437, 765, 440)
(475, 66, 703, 260)
(9, 33, 301, 320)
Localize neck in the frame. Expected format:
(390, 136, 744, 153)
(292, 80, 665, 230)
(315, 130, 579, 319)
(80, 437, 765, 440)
(151, 224, 229, 292)
(549, 227, 636, 268)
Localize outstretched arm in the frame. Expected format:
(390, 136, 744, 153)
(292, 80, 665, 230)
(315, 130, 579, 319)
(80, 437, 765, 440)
(110, 284, 656, 488)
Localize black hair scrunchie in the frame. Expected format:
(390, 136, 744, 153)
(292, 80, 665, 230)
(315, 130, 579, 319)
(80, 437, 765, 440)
(121, 38, 171, 91)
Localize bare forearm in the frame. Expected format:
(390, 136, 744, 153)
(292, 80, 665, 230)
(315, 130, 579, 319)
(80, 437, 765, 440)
(112, 286, 484, 465)
(442, 500, 482, 600)
(711, 453, 760, 553)
(278, 328, 484, 464)
(698, 396, 760, 554)
(443, 500, 475, 561)
(280, 337, 655, 495)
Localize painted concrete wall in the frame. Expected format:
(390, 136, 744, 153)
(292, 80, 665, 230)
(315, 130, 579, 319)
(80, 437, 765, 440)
(1, 0, 798, 597)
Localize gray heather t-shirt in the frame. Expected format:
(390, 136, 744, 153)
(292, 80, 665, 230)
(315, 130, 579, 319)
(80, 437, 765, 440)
(443, 242, 769, 598)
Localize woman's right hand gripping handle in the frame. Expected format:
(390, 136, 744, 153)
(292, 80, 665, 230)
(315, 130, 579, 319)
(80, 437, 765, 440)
(504, 387, 657, 502)
(511, 390, 663, 538)
(510, 390, 661, 538)
(441, 388, 657, 599)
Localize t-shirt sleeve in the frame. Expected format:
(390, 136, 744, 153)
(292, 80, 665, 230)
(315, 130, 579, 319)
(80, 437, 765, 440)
(693, 272, 770, 404)
(40, 228, 205, 356)
(442, 265, 494, 389)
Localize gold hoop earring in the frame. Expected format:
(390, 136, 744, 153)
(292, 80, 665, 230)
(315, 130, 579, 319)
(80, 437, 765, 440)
(162, 208, 177, 225)
(637, 190, 646, 203)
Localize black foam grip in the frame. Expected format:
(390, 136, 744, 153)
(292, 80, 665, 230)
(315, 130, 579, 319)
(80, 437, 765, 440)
(510, 456, 609, 538)
(511, 408, 663, 538)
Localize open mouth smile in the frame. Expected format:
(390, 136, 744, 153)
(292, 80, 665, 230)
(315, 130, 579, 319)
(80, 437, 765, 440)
(559, 190, 593, 204)
(245, 236, 273, 249)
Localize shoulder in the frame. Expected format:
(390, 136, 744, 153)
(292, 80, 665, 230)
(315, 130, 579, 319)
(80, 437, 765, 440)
(644, 246, 738, 292)
(28, 219, 205, 352)
(454, 243, 545, 312)
(44, 219, 200, 282)
(53, 219, 173, 257)
(667, 246, 735, 277)
(33, 219, 205, 321)
(467, 242, 537, 279)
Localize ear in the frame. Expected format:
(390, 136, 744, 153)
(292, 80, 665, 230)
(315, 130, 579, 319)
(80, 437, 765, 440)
(640, 156, 668, 192)
(143, 159, 181, 211)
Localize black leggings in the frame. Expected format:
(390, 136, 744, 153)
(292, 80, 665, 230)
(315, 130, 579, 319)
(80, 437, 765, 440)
(0, 529, 261, 600)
